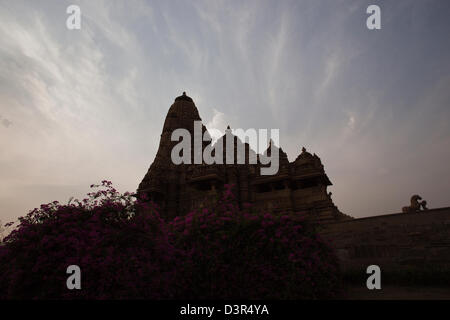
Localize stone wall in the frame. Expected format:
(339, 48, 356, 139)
(319, 207, 450, 274)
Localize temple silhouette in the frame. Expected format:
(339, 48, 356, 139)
(137, 93, 450, 289)
(138, 92, 351, 222)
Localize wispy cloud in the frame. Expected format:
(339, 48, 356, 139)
(206, 109, 228, 143)
(1, 0, 450, 223)
(0, 115, 12, 128)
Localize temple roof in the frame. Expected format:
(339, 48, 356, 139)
(260, 140, 289, 166)
(175, 91, 193, 102)
(294, 146, 322, 165)
(163, 92, 203, 134)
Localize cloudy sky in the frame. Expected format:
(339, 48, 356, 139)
(1, 0, 450, 226)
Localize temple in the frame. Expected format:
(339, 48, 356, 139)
(138, 92, 351, 223)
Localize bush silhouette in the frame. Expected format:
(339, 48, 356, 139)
(0, 181, 342, 299)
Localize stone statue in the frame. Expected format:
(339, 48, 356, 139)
(420, 200, 428, 210)
(402, 195, 428, 213)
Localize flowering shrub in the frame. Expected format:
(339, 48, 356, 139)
(0, 182, 342, 299)
(170, 184, 342, 299)
(0, 181, 181, 299)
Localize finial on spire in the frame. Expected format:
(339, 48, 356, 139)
(175, 91, 193, 102)
(302, 147, 306, 152)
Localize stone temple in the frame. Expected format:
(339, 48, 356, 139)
(138, 92, 351, 223)
(137, 92, 450, 296)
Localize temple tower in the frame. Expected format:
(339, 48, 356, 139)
(137, 92, 208, 218)
(138, 93, 351, 222)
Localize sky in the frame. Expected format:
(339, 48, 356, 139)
(1, 0, 450, 227)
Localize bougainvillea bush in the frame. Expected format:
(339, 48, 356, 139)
(0, 181, 342, 299)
